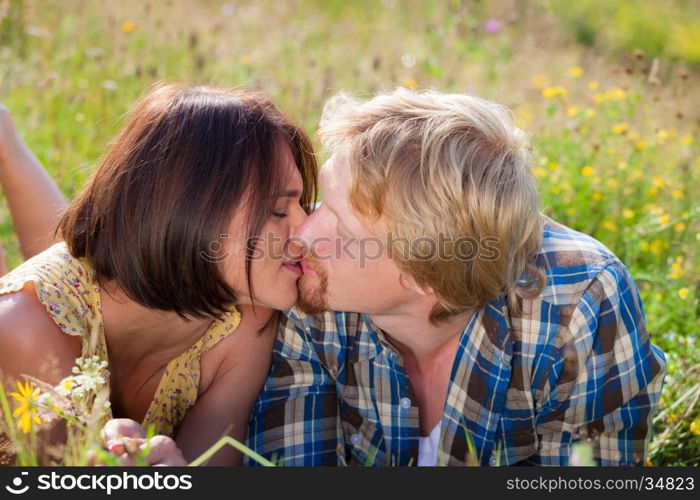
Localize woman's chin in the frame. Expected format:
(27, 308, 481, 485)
(255, 290, 298, 311)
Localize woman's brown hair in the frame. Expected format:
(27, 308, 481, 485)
(58, 83, 317, 319)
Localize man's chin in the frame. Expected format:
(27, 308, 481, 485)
(296, 276, 330, 315)
(295, 297, 330, 315)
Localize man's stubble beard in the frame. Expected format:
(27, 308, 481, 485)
(296, 262, 330, 315)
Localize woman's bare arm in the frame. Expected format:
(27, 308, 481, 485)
(0, 104, 67, 259)
(0, 284, 81, 464)
(0, 242, 7, 275)
(174, 318, 277, 465)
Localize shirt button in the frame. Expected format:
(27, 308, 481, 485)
(489, 455, 498, 466)
(399, 397, 412, 409)
(350, 433, 361, 445)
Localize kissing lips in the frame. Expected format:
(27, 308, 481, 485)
(282, 259, 302, 275)
(299, 259, 318, 277)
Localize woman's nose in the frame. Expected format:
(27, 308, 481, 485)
(288, 203, 309, 238)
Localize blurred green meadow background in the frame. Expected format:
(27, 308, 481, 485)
(0, 0, 698, 465)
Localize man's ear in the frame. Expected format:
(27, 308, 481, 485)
(398, 272, 435, 298)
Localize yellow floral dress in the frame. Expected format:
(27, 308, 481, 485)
(0, 242, 241, 437)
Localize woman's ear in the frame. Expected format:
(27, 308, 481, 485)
(398, 272, 435, 298)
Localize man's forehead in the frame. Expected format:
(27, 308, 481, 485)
(319, 153, 350, 192)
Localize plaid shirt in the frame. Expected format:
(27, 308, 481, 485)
(246, 217, 666, 466)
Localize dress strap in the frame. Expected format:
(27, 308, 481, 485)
(139, 306, 241, 437)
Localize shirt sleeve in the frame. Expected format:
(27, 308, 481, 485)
(530, 260, 666, 466)
(245, 310, 343, 466)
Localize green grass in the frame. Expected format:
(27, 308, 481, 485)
(0, 0, 698, 465)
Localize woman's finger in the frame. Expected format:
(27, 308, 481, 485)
(100, 418, 147, 448)
(140, 435, 187, 466)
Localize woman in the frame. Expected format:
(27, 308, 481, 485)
(0, 84, 316, 465)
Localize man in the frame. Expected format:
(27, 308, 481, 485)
(246, 89, 666, 466)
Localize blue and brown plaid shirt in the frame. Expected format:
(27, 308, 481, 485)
(246, 217, 666, 466)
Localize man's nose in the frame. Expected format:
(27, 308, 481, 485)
(292, 207, 320, 247)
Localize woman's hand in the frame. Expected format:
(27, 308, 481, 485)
(99, 418, 187, 466)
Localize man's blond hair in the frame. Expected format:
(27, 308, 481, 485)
(318, 88, 544, 322)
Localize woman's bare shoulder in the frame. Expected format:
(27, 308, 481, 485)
(198, 308, 277, 393)
(0, 282, 81, 385)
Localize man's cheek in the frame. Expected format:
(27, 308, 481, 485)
(309, 237, 333, 260)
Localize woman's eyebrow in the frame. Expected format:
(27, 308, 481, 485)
(277, 189, 302, 198)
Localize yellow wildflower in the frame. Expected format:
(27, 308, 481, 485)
(674, 222, 686, 233)
(602, 220, 617, 231)
(657, 129, 671, 144)
(609, 87, 627, 100)
(569, 66, 583, 78)
(10, 380, 43, 434)
(121, 22, 135, 33)
(566, 207, 576, 216)
(548, 161, 559, 171)
(647, 187, 659, 197)
(628, 169, 642, 180)
(588, 81, 599, 91)
(672, 189, 684, 199)
(239, 55, 251, 65)
(531, 167, 547, 178)
(581, 166, 595, 177)
(402, 78, 417, 90)
(650, 239, 664, 254)
(681, 134, 693, 145)
(669, 257, 684, 279)
(566, 106, 580, 117)
(622, 208, 635, 219)
(612, 122, 628, 134)
(678, 287, 690, 300)
(666, 413, 678, 425)
(607, 178, 620, 188)
(542, 86, 568, 99)
(593, 87, 627, 104)
(690, 417, 700, 436)
(585, 108, 595, 119)
(592, 192, 602, 201)
(659, 214, 671, 226)
(634, 140, 648, 151)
